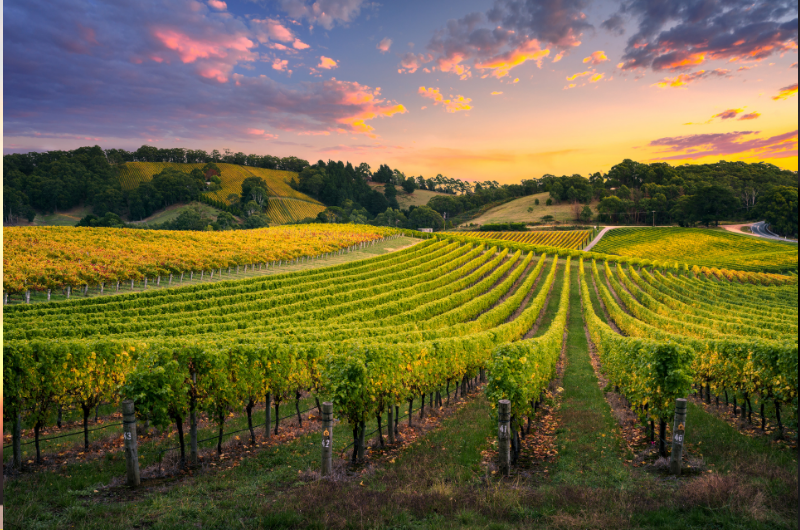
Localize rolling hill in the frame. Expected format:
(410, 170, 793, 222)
(466, 192, 599, 226)
(118, 162, 325, 224)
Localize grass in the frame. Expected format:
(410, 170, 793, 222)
(550, 262, 631, 488)
(367, 182, 450, 208)
(25, 206, 94, 227)
(4, 236, 422, 306)
(467, 193, 599, 227)
(592, 227, 798, 273)
(129, 201, 228, 226)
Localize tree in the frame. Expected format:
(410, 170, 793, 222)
(540, 215, 554, 224)
(401, 178, 417, 194)
(407, 206, 444, 230)
(534, 198, 540, 205)
(545, 198, 552, 206)
(383, 181, 400, 209)
(754, 186, 798, 237)
(241, 176, 269, 205)
(580, 205, 593, 222)
(372, 164, 393, 183)
(689, 184, 739, 226)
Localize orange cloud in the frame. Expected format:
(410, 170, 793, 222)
(712, 108, 743, 120)
(293, 39, 310, 50)
(772, 83, 798, 100)
(475, 39, 550, 79)
(318, 56, 338, 70)
(589, 73, 604, 83)
(331, 80, 408, 135)
(651, 69, 729, 89)
(566, 70, 592, 81)
(398, 52, 432, 74)
(738, 112, 760, 120)
(418, 87, 473, 113)
(491, 91, 503, 95)
(583, 51, 608, 65)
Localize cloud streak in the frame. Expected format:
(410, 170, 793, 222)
(772, 83, 798, 100)
(651, 69, 730, 88)
(648, 129, 798, 160)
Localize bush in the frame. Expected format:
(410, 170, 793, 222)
(479, 222, 527, 232)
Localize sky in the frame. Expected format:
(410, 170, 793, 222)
(3, 0, 798, 183)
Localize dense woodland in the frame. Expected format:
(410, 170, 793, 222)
(3, 145, 798, 236)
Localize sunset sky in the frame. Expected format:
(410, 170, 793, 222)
(3, 0, 798, 182)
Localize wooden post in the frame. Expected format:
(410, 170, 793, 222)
(143, 278, 147, 289)
(67, 286, 71, 299)
(265, 392, 272, 439)
(498, 400, 511, 476)
(321, 402, 333, 476)
(47, 289, 51, 301)
(25, 289, 30, 304)
(190, 373, 198, 464)
(387, 402, 395, 444)
(669, 398, 687, 475)
(13, 411, 22, 469)
(121, 400, 141, 487)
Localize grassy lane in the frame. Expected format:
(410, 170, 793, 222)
(550, 261, 630, 488)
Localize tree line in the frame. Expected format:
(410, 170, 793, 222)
(4, 145, 797, 236)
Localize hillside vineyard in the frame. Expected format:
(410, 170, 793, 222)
(4, 235, 796, 464)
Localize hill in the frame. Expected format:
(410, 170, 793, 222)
(118, 162, 325, 224)
(367, 182, 450, 208)
(592, 227, 798, 273)
(466, 192, 599, 226)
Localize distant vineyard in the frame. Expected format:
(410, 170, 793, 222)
(451, 230, 592, 249)
(118, 161, 318, 201)
(264, 197, 325, 224)
(2, 224, 394, 293)
(592, 228, 797, 273)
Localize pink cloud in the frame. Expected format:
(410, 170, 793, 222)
(152, 27, 256, 82)
(648, 129, 798, 161)
(318, 56, 338, 69)
(583, 51, 608, 65)
(398, 52, 432, 74)
(246, 128, 278, 139)
(292, 38, 310, 50)
(252, 18, 295, 43)
(418, 86, 472, 113)
(208, 0, 227, 10)
(272, 58, 289, 72)
(377, 37, 392, 53)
